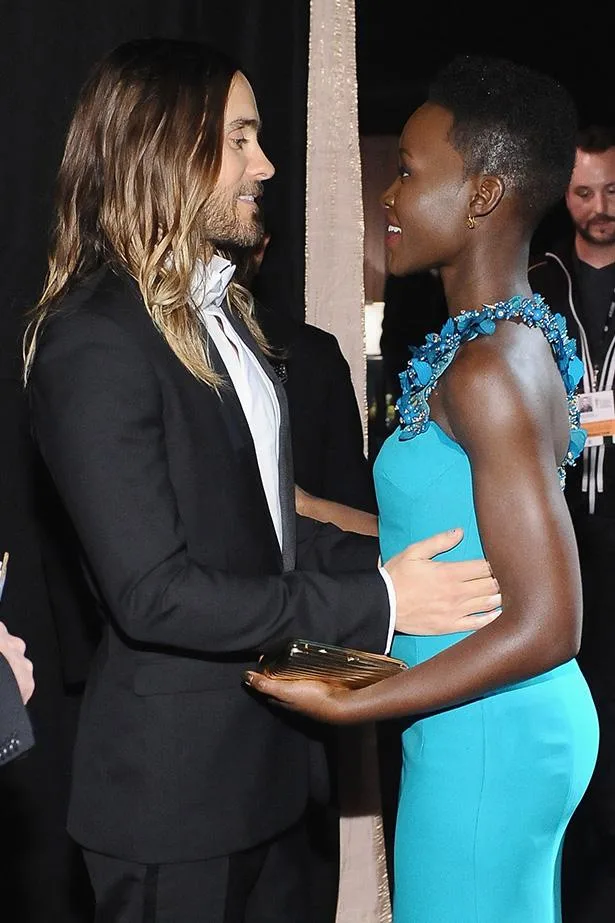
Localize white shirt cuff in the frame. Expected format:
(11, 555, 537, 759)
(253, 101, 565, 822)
(378, 560, 397, 654)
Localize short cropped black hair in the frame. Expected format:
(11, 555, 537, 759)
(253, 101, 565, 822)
(428, 54, 578, 225)
(576, 124, 615, 154)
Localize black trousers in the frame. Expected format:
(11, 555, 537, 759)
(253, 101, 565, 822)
(82, 818, 310, 923)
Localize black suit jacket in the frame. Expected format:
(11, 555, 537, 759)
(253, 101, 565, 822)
(28, 267, 389, 863)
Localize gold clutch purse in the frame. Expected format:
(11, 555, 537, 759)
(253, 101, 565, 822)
(256, 639, 408, 689)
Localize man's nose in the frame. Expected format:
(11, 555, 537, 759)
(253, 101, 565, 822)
(251, 142, 275, 181)
(596, 191, 612, 214)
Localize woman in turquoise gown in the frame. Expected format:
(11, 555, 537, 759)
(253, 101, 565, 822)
(375, 293, 598, 923)
(246, 54, 599, 922)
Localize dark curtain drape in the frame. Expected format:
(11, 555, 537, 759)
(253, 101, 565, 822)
(0, 4, 308, 921)
(0, 0, 308, 377)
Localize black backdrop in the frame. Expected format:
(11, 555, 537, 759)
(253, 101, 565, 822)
(0, 4, 308, 921)
(357, 3, 615, 135)
(356, 2, 615, 255)
(0, 0, 309, 378)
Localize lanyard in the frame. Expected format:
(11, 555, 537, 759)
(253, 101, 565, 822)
(593, 290, 615, 382)
(603, 296, 615, 335)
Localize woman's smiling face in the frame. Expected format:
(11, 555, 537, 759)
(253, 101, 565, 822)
(382, 102, 472, 278)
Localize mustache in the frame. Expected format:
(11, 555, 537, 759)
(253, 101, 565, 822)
(238, 183, 264, 199)
(588, 214, 615, 225)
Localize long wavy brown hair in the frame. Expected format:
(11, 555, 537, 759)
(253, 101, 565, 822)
(23, 38, 269, 387)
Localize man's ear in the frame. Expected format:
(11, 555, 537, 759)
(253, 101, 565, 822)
(470, 175, 505, 218)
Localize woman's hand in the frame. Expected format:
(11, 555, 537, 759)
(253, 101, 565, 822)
(294, 485, 314, 518)
(243, 672, 357, 724)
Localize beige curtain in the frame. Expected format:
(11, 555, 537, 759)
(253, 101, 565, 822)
(304, 0, 367, 448)
(305, 1, 392, 921)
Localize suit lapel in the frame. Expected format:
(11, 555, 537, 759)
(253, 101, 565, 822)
(215, 301, 296, 572)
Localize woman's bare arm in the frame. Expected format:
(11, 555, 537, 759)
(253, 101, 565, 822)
(295, 485, 378, 536)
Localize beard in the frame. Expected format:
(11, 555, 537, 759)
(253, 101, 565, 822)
(576, 215, 615, 247)
(201, 183, 265, 249)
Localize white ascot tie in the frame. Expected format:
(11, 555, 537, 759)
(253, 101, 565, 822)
(191, 254, 236, 313)
(191, 256, 283, 552)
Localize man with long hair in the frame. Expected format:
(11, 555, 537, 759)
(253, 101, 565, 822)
(24, 38, 500, 922)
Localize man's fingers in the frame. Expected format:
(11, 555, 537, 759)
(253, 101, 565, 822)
(405, 528, 463, 560)
(21, 659, 35, 704)
(404, 535, 497, 585)
(459, 594, 502, 618)
(443, 559, 496, 583)
(11, 636, 27, 655)
(455, 576, 500, 599)
(458, 606, 502, 631)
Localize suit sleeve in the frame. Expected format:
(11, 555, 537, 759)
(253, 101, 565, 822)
(296, 513, 380, 574)
(0, 656, 34, 767)
(29, 310, 389, 656)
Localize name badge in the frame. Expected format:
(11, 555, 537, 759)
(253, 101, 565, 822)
(578, 390, 615, 447)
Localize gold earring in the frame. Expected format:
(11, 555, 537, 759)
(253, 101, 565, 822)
(466, 214, 476, 230)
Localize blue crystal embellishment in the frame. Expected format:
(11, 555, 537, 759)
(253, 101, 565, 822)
(396, 294, 587, 488)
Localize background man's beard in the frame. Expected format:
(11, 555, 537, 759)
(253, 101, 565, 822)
(577, 219, 615, 247)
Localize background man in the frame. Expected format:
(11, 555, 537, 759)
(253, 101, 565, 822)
(529, 124, 615, 923)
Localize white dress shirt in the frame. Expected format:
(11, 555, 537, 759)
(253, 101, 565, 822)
(192, 256, 283, 550)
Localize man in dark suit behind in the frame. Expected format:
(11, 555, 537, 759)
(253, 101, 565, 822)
(244, 234, 376, 514)
(24, 38, 500, 922)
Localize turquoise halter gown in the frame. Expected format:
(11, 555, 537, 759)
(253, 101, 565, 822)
(374, 296, 599, 923)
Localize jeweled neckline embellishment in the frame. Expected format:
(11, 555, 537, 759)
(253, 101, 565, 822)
(396, 294, 586, 487)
